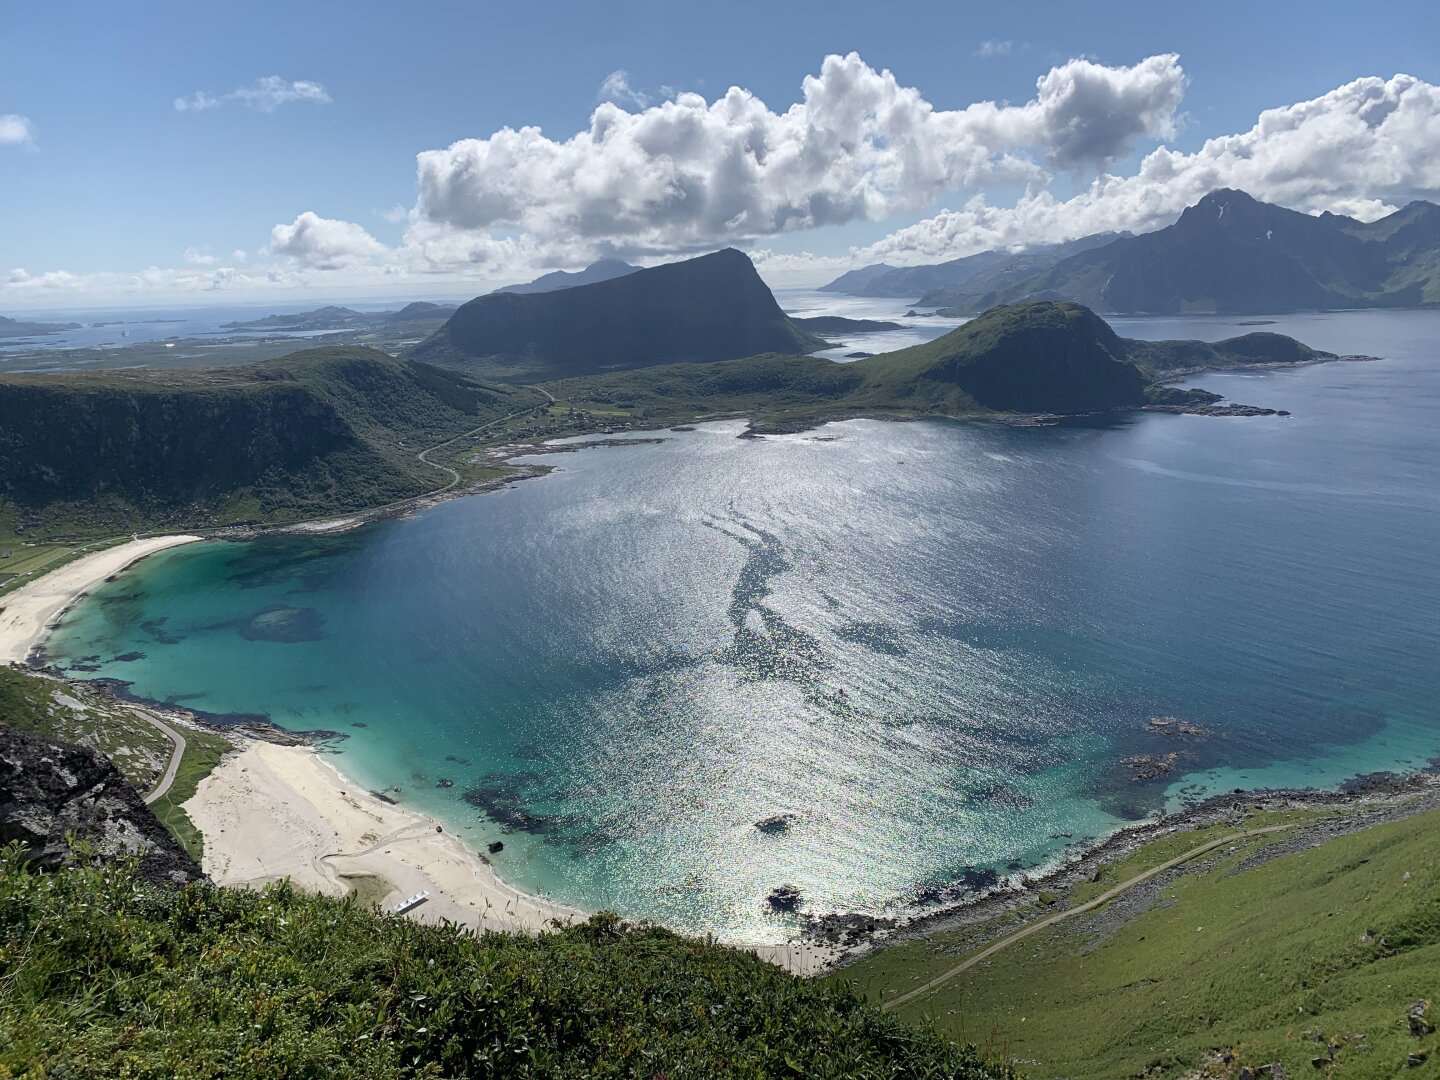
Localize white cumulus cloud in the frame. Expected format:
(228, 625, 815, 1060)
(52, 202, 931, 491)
(270, 212, 387, 269)
(174, 77, 331, 114)
(409, 51, 1187, 254)
(975, 40, 1014, 59)
(21, 54, 1440, 304)
(1, 114, 36, 147)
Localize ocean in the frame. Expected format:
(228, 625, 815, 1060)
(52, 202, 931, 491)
(43, 307, 1440, 943)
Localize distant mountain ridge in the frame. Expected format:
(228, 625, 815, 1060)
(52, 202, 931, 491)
(817, 263, 898, 293)
(933, 190, 1440, 314)
(821, 191, 1440, 314)
(820, 235, 1124, 300)
(492, 258, 642, 295)
(413, 248, 827, 380)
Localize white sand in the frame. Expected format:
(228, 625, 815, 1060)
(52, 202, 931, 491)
(184, 738, 583, 933)
(186, 739, 839, 972)
(4, 533, 837, 972)
(0, 535, 204, 664)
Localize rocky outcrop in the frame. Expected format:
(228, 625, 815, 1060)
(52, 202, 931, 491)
(0, 724, 202, 886)
(767, 885, 803, 912)
(413, 248, 828, 380)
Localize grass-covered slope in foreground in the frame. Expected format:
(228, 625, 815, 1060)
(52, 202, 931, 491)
(0, 849, 1003, 1080)
(844, 803, 1440, 1079)
(0, 347, 544, 538)
(547, 301, 1330, 431)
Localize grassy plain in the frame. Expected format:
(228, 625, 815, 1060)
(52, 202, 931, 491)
(841, 801, 1440, 1078)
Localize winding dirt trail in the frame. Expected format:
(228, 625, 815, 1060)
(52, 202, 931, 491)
(881, 823, 1294, 1012)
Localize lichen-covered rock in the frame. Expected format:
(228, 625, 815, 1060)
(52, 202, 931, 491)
(0, 723, 202, 886)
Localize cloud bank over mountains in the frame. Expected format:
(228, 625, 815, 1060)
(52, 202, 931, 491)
(6, 55, 1440, 302)
(857, 72, 1440, 263)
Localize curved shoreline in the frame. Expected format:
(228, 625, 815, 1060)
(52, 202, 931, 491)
(180, 736, 839, 974)
(8, 401, 1434, 977)
(818, 768, 1440, 968)
(182, 736, 585, 934)
(8, 530, 836, 974)
(12, 526, 1439, 979)
(0, 535, 205, 665)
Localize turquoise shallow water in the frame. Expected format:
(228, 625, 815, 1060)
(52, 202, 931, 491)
(45, 310, 1440, 942)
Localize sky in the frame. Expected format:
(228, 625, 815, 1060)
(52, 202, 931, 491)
(2, 0, 1438, 310)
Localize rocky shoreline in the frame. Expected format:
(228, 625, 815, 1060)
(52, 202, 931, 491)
(813, 767, 1440, 966)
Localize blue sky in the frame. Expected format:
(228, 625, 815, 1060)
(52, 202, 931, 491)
(2, 0, 1437, 308)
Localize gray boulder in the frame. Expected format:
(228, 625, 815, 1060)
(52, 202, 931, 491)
(0, 723, 203, 886)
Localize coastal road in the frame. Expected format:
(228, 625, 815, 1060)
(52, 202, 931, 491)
(881, 823, 1295, 1013)
(377, 387, 556, 512)
(129, 707, 188, 805)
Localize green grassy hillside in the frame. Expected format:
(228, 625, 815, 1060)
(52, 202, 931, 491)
(843, 802, 1440, 1079)
(0, 848, 1003, 1079)
(0, 347, 544, 539)
(548, 301, 1328, 432)
(854, 301, 1147, 413)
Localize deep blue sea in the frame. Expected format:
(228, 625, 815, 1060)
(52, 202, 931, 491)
(44, 308, 1440, 943)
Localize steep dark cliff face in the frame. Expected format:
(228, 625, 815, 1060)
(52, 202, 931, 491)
(413, 248, 826, 380)
(0, 382, 362, 508)
(0, 724, 203, 887)
(0, 348, 545, 533)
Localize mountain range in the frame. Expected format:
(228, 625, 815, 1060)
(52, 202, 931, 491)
(825, 190, 1440, 314)
(2, 241, 1338, 540)
(823, 234, 1123, 300)
(413, 248, 828, 380)
(545, 299, 1332, 433)
(492, 257, 642, 295)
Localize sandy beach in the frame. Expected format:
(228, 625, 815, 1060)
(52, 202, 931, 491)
(184, 738, 585, 933)
(6, 532, 834, 973)
(0, 535, 204, 664)
(185, 738, 838, 972)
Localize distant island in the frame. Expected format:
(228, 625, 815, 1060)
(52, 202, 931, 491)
(822, 188, 1440, 314)
(0, 314, 83, 340)
(222, 303, 457, 333)
(789, 316, 904, 334)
